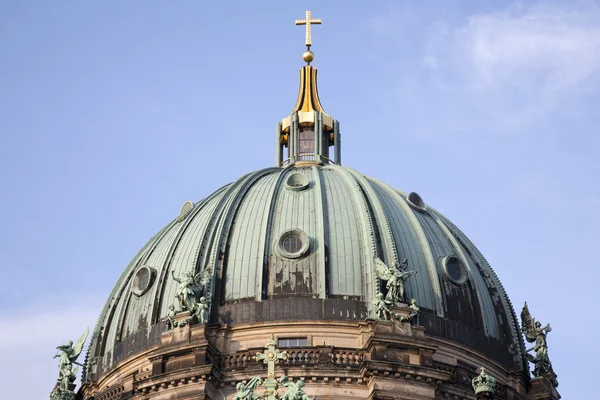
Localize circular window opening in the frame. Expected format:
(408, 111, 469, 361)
(284, 172, 309, 191)
(407, 192, 426, 211)
(276, 229, 311, 259)
(440, 256, 467, 285)
(283, 234, 303, 253)
(177, 200, 194, 222)
(132, 266, 156, 297)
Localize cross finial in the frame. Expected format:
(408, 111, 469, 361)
(295, 10, 322, 48)
(253, 334, 288, 378)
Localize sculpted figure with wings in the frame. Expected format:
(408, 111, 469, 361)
(374, 257, 417, 304)
(279, 376, 315, 400)
(172, 268, 204, 312)
(230, 377, 263, 400)
(53, 327, 89, 392)
(521, 302, 557, 386)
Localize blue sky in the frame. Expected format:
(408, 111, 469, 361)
(1, 1, 598, 398)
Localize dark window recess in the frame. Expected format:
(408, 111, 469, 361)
(278, 337, 308, 347)
(298, 127, 315, 161)
(283, 235, 303, 253)
(446, 258, 463, 281)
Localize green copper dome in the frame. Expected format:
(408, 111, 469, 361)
(85, 164, 527, 380)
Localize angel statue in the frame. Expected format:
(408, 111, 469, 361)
(172, 268, 204, 312)
(279, 376, 315, 400)
(194, 296, 210, 325)
(230, 377, 263, 400)
(521, 302, 558, 387)
(51, 327, 89, 399)
(374, 257, 417, 304)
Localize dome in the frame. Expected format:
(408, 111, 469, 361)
(85, 164, 527, 380)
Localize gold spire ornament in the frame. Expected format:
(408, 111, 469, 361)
(278, 9, 340, 168)
(289, 10, 327, 114)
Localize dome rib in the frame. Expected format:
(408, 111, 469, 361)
(432, 215, 498, 337)
(256, 169, 288, 300)
(370, 178, 445, 316)
(431, 209, 527, 372)
(347, 169, 399, 269)
(312, 165, 328, 298)
(331, 166, 378, 312)
(195, 170, 276, 310)
(150, 184, 231, 324)
(321, 168, 362, 295)
(211, 168, 279, 304)
(95, 218, 179, 367)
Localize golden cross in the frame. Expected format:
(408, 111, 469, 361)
(253, 334, 287, 378)
(295, 10, 322, 47)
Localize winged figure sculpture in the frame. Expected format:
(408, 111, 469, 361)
(171, 268, 205, 312)
(374, 257, 416, 304)
(53, 327, 89, 391)
(521, 302, 557, 386)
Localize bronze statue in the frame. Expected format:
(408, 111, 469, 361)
(51, 327, 89, 399)
(165, 304, 177, 330)
(195, 296, 209, 325)
(171, 269, 203, 312)
(231, 377, 263, 400)
(398, 298, 420, 323)
(374, 257, 417, 304)
(279, 376, 314, 400)
(373, 293, 393, 320)
(521, 302, 558, 387)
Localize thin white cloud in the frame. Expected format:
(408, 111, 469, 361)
(0, 299, 101, 399)
(370, 2, 600, 133)
(442, 3, 600, 129)
(458, 4, 600, 90)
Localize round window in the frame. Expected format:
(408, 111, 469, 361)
(283, 234, 303, 253)
(284, 172, 309, 191)
(407, 192, 427, 212)
(439, 256, 467, 285)
(132, 266, 156, 297)
(276, 229, 310, 259)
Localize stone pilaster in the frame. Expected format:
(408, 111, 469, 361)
(530, 375, 560, 400)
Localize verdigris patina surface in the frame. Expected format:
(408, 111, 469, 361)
(398, 298, 420, 323)
(471, 367, 496, 395)
(521, 302, 558, 387)
(279, 376, 315, 400)
(50, 327, 88, 400)
(374, 257, 417, 305)
(172, 268, 204, 312)
(231, 377, 263, 400)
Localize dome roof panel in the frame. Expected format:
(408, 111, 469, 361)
(366, 180, 439, 312)
(321, 168, 364, 296)
(224, 171, 281, 302)
(158, 188, 230, 317)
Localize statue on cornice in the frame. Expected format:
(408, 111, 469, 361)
(171, 269, 203, 312)
(398, 298, 420, 324)
(521, 302, 558, 387)
(231, 377, 263, 400)
(373, 292, 393, 320)
(374, 257, 417, 304)
(50, 327, 88, 399)
(195, 296, 210, 325)
(279, 376, 314, 400)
